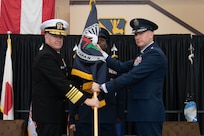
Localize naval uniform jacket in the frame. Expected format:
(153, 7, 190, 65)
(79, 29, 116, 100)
(32, 44, 86, 124)
(105, 42, 168, 122)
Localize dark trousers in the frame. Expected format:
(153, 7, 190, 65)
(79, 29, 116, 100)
(115, 121, 124, 136)
(135, 122, 163, 136)
(36, 122, 66, 136)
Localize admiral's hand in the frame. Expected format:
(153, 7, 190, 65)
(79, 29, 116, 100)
(84, 97, 99, 107)
(69, 124, 76, 132)
(92, 82, 101, 92)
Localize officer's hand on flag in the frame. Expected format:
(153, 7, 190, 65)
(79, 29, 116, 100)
(92, 82, 101, 92)
(84, 97, 99, 107)
(69, 124, 76, 132)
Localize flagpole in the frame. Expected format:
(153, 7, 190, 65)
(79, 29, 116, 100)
(0, 30, 14, 120)
(7, 31, 11, 38)
(7, 31, 12, 54)
(93, 92, 98, 136)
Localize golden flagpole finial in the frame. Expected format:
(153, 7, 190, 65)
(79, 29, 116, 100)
(7, 31, 12, 39)
(7, 31, 12, 55)
(89, 0, 96, 10)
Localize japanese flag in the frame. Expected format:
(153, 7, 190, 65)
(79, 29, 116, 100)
(0, 32, 14, 120)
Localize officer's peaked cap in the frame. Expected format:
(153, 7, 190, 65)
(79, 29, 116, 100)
(130, 18, 158, 33)
(40, 19, 69, 36)
(99, 28, 110, 44)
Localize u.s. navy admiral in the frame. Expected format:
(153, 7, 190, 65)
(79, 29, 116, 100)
(32, 19, 99, 136)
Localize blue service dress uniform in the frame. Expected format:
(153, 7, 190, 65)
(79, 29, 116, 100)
(104, 42, 168, 136)
(109, 68, 125, 136)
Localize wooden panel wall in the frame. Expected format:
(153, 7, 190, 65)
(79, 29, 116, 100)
(55, 0, 70, 33)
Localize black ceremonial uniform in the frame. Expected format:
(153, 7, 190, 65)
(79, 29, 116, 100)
(32, 44, 86, 135)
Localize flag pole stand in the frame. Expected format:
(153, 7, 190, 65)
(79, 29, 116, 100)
(93, 92, 98, 136)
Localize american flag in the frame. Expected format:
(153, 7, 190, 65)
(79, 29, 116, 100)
(0, 0, 55, 34)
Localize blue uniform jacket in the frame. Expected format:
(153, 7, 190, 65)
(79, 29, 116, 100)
(105, 42, 168, 122)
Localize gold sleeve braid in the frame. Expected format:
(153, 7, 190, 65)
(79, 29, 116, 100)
(70, 69, 106, 108)
(65, 84, 83, 104)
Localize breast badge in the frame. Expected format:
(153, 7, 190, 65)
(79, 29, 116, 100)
(133, 56, 142, 66)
